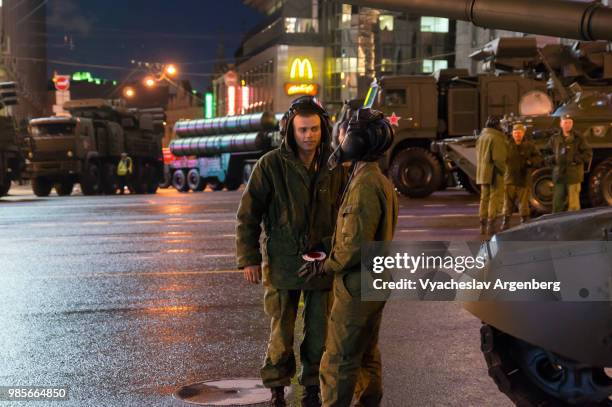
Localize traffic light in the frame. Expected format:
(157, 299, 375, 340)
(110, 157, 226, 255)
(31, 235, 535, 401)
(0, 82, 18, 106)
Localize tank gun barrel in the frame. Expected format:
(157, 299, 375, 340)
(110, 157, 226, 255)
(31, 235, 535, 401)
(344, 0, 612, 41)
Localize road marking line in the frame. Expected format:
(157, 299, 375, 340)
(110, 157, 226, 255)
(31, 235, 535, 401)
(46, 269, 242, 279)
(399, 229, 429, 233)
(424, 204, 447, 207)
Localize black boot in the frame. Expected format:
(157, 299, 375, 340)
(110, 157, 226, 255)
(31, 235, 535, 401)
(479, 219, 487, 235)
(520, 216, 529, 224)
(270, 386, 286, 407)
(500, 216, 511, 231)
(301, 385, 321, 407)
(486, 218, 497, 236)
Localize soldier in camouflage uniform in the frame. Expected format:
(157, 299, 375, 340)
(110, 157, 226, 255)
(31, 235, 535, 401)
(548, 114, 593, 213)
(476, 116, 508, 235)
(501, 122, 543, 230)
(235, 96, 347, 407)
(301, 108, 398, 407)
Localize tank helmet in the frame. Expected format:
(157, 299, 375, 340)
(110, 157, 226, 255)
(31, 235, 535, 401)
(331, 99, 362, 149)
(328, 107, 394, 170)
(279, 96, 331, 139)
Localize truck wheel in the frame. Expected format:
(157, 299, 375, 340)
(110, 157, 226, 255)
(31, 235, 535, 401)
(208, 179, 224, 191)
(457, 169, 480, 195)
(187, 169, 205, 192)
(172, 170, 189, 192)
(80, 163, 101, 195)
(159, 165, 171, 188)
(389, 148, 442, 198)
(588, 158, 612, 207)
(54, 181, 74, 196)
(242, 163, 254, 185)
(529, 168, 555, 214)
(0, 182, 10, 197)
(32, 177, 53, 197)
(224, 177, 242, 191)
(131, 163, 148, 194)
(101, 163, 118, 195)
(480, 324, 612, 406)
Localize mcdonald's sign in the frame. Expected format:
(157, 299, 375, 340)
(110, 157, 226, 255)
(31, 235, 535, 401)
(289, 57, 314, 80)
(286, 57, 318, 96)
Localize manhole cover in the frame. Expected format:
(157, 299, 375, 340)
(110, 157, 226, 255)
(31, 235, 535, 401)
(174, 378, 289, 406)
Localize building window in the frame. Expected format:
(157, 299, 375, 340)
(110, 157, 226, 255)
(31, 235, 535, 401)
(422, 59, 448, 73)
(420, 17, 449, 33)
(285, 18, 319, 33)
(381, 58, 393, 72)
(379, 15, 394, 31)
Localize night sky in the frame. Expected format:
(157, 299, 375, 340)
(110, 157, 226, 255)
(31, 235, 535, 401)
(46, 0, 265, 91)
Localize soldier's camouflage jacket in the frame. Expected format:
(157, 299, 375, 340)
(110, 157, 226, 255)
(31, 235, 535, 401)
(504, 139, 543, 186)
(476, 127, 508, 185)
(235, 128, 346, 290)
(323, 162, 398, 276)
(547, 129, 593, 185)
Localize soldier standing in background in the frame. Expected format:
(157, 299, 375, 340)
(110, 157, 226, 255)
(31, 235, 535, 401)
(548, 114, 593, 213)
(501, 122, 543, 230)
(116, 152, 133, 194)
(476, 116, 507, 236)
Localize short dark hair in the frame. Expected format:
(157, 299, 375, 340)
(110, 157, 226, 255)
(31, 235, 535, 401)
(485, 115, 502, 131)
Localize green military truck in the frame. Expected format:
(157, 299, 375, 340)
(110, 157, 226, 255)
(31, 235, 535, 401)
(25, 99, 163, 196)
(364, 37, 611, 202)
(0, 116, 23, 197)
(363, 60, 545, 198)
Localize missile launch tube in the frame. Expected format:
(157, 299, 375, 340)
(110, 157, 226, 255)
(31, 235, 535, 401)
(174, 112, 277, 138)
(169, 132, 272, 156)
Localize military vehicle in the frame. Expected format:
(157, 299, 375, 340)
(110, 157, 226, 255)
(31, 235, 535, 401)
(168, 112, 281, 192)
(433, 39, 612, 213)
(464, 207, 612, 406)
(360, 35, 612, 203)
(0, 117, 23, 197)
(25, 99, 163, 196)
(343, 0, 612, 404)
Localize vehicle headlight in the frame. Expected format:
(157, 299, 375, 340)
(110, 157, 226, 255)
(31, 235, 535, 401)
(28, 152, 33, 159)
(67, 150, 73, 158)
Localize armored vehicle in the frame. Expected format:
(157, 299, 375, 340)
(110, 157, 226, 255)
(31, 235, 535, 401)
(168, 112, 281, 192)
(465, 207, 612, 406)
(26, 99, 163, 196)
(0, 117, 23, 197)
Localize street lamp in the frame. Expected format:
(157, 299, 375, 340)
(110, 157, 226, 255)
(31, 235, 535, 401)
(165, 64, 177, 77)
(123, 86, 135, 98)
(144, 76, 156, 88)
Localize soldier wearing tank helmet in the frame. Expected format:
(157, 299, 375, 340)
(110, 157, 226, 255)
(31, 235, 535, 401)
(235, 96, 347, 407)
(299, 107, 398, 406)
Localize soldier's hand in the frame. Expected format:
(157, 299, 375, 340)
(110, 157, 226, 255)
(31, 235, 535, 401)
(298, 260, 326, 282)
(243, 265, 262, 284)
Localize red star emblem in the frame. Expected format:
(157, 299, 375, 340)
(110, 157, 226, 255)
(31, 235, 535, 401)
(388, 112, 402, 126)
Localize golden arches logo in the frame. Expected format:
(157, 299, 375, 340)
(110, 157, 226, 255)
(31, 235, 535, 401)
(289, 58, 314, 80)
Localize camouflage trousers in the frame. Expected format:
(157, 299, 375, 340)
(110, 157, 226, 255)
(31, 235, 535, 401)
(553, 183, 581, 213)
(261, 287, 331, 388)
(320, 273, 386, 407)
(503, 185, 531, 217)
(479, 173, 505, 221)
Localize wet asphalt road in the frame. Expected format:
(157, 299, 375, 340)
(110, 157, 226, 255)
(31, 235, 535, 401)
(0, 185, 511, 407)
